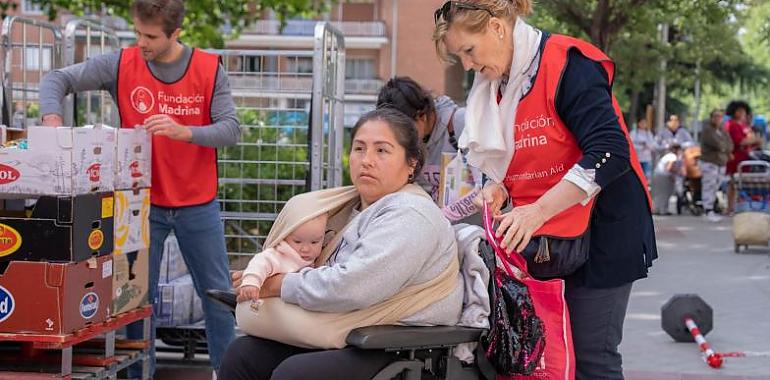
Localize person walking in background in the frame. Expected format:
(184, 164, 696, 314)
(725, 100, 758, 214)
(699, 108, 733, 222)
(433, 1, 657, 378)
(656, 113, 694, 152)
(630, 117, 656, 181)
(38, 1, 239, 377)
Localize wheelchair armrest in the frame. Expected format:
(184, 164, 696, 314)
(346, 325, 484, 350)
(206, 289, 237, 311)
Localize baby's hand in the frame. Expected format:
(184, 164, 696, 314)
(237, 285, 261, 302)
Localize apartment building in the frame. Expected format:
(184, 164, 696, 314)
(227, 0, 466, 126)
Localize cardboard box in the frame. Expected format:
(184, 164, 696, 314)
(114, 188, 150, 254)
(159, 234, 188, 284)
(437, 152, 477, 208)
(115, 128, 152, 190)
(0, 125, 116, 196)
(156, 274, 203, 327)
(0, 255, 112, 334)
(0, 192, 114, 266)
(112, 249, 149, 316)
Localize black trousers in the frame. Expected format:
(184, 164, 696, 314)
(565, 281, 633, 380)
(218, 336, 399, 380)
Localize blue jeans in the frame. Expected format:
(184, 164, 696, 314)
(127, 199, 235, 377)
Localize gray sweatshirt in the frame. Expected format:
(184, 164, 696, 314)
(281, 190, 463, 326)
(418, 96, 466, 200)
(39, 45, 240, 148)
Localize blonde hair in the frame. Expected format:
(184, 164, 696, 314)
(433, 0, 532, 63)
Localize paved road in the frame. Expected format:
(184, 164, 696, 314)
(622, 214, 770, 379)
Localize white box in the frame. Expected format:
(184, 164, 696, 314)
(159, 233, 188, 284)
(157, 274, 204, 327)
(115, 128, 152, 190)
(0, 125, 116, 196)
(113, 188, 150, 254)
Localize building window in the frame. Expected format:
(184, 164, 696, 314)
(345, 58, 375, 79)
(21, 0, 44, 15)
(286, 57, 313, 74)
(24, 47, 52, 71)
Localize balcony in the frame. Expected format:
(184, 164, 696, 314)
(226, 74, 382, 97)
(233, 20, 388, 49)
(345, 78, 383, 95)
(245, 20, 386, 37)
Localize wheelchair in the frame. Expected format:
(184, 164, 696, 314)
(206, 290, 492, 380)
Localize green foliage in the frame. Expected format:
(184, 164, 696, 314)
(531, 0, 769, 122)
(7, 0, 331, 48)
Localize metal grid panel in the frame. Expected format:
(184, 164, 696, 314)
(0, 16, 64, 129)
(213, 22, 346, 266)
(62, 18, 121, 127)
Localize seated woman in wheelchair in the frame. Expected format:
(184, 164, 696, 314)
(218, 108, 466, 380)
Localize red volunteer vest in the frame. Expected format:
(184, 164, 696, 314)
(503, 35, 651, 238)
(117, 47, 219, 207)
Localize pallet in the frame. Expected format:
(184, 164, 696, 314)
(0, 306, 153, 380)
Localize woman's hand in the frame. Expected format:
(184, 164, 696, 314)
(231, 270, 244, 288)
(494, 203, 547, 253)
(473, 182, 508, 215)
(259, 274, 286, 298)
(237, 285, 261, 303)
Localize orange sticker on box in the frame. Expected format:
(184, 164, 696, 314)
(0, 224, 21, 257)
(102, 197, 114, 219)
(88, 230, 104, 250)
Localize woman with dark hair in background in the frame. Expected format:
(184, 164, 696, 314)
(377, 77, 477, 221)
(725, 100, 758, 214)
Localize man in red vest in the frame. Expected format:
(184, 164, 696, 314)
(39, 1, 238, 378)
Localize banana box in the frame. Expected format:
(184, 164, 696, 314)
(115, 128, 151, 190)
(113, 188, 150, 254)
(0, 255, 112, 334)
(0, 192, 114, 266)
(0, 125, 116, 196)
(112, 249, 149, 316)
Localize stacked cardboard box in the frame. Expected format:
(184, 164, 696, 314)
(111, 127, 152, 316)
(0, 125, 153, 335)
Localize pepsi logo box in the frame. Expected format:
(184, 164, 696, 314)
(0, 255, 112, 334)
(115, 128, 151, 190)
(0, 192, 114, 266)
(0, 125, 116, 197)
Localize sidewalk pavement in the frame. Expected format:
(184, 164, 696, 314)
(621, 214, 770, 379)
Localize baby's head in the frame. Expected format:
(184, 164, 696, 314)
(285, 213, 328, 261)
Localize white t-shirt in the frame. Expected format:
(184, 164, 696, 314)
(655, 152, 679, 176)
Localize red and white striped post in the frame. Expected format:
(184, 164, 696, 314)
(684, 317, 724, 368)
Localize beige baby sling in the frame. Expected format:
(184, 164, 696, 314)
(235, 184, 460, 349)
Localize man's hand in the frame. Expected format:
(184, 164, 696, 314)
(41, 114, 64, 127)
(144, 114, 192, 142)
(473, 182, 508, 215)
(237, 285, 261, 303)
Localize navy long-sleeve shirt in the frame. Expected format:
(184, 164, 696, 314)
(547, 35, 657, 288)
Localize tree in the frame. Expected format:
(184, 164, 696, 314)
(3, 0, 331, 48)
(530, 0, 766, 122)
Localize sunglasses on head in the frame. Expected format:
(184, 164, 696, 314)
(434, 1, 495, 25)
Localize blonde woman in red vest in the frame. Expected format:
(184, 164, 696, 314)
(39, 1, 239, 378)
(434, 1, 657, 379)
